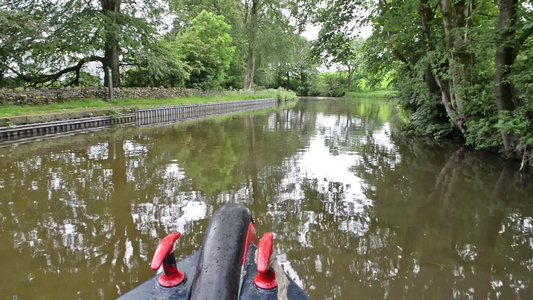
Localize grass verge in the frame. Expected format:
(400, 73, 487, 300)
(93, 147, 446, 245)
(0, 90, 292, 118)
(345, 90, 396, 99)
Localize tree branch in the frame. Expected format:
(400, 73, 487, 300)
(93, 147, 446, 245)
(14, 56, 103, 85)
(517, 25, 533, 50)
(392, 49, 412, 72)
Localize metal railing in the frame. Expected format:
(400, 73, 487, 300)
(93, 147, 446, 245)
(136, 98, 276, 125)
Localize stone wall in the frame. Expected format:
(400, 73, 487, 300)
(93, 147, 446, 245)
(0, 87, 225, 106)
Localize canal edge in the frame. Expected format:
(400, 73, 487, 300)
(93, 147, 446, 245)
(0, 98, 277, 141)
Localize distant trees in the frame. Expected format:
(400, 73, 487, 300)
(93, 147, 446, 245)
(169, 0, 303, 90)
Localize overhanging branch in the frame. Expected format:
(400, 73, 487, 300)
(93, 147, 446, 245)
(14, 56, 104, 85)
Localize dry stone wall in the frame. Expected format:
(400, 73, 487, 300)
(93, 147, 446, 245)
(0, 87, 225, 105)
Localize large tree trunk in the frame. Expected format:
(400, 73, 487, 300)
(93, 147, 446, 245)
(244, 0, 258, 90)
(244, 47, 255, 90)
(423, 67, 440, 96)
(438, 0, 474, 133)
(418, 1, 442, 100)
(434, 76, 467, 133)
(276, 65, 282, 87)
(424, 67, 450, 122)
(101, 0, 122, 87)
(347, 64, 353, 86)
(419, 0, 466, 133)
(495, 0, 519, 157)
(104, 43, 121, 88)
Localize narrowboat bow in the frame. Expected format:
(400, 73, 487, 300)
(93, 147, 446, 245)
(119, 204, 311, 300)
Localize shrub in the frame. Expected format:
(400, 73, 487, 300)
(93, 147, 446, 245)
(275, 88, 298, 103)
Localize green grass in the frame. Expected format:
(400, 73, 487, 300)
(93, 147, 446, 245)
(345, 90, 396, 99)
(0, 91, 280, 118)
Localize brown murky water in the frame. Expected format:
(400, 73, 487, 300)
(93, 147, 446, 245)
(0, 98, 532, 300)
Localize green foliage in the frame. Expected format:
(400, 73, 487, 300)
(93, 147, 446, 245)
(108, 109, 122, 119)
(345, 90, 396, 99)
(2, 0, 314, 94)
(6, 120, 16, 129)
(256, 35, 309, 89)
(308, 72, 346, 97)
(496, 107, 533, 151)
(1, 0, 167, 86)
(305, 69, 394, 97)
(170, 0, 307, 90)
(174, 11, 236, 89)
(169, 0, 247, 89)
(392, 67, 456, 139)
(275, 88, 298, 103)
(506, 36, 533, 153)
(512, 36, 533, 108)
(462, 83, 502, 149)
(293, 0, 533, 162)
(465, 116, 502, 150)
(0, 8, 43, 85)
(65, 72, 103, 87)
(122, 40, 190, 87)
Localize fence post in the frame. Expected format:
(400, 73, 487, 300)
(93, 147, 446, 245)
(106, 67, 114, 100)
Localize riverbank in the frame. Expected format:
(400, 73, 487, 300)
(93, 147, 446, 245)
(0, 89, 297, 126)
(0, 100, 298, 155)
(0, 98, 278, 140)
(0, 90, 285, 117)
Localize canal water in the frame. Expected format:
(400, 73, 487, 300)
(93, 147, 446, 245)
(0, 98, 532, 299)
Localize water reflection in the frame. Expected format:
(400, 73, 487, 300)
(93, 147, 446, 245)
(0, 99, 532, 299)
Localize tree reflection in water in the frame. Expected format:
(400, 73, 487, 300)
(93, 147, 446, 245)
(0, 99, 532, 299)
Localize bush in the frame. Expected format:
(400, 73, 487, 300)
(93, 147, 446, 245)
(275, 88, 298, 103)
(393, 71, 456, 139)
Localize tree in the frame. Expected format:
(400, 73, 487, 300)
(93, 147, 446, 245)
(494, 0, 533, 157)
(242, 0, 299, 90)
(243, 0, 259, 90)
(1, 0, 167, 87)
(169, 0, 247, 88)
(121, 39, 190, 87)
(256, 30, 313, 90)
(174, 11, 236, 89)
(169, 0, 300, 90)
(0, 9, 43, 86)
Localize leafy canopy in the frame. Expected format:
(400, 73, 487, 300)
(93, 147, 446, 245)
(174, 10, 236, 89)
